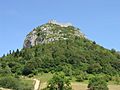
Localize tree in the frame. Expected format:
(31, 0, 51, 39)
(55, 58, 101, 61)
(14, 49, 20, 57)
(45, 72, 72, 90)
(9, 50, 12, 54)
(88, 76, 108, 90)
(22, 66, 32, 75)
(111, 48, 116, 53)
(87, 63, 102, 74)
(93, 41, 96, 44)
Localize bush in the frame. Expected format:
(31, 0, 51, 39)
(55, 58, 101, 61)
(28, 74, 34, 78)
(76, 75, 84, 82)
(19, 82, 33, 90)
(0, 76, 20, 90)
(0, 76, 33, 90)
(14, 73, 20, 78)
(22, 66, 32, 75)
(45, 72, 72, 90)
(76, 72, 88, 82)
(112, 75, 120, 85)
(88, 76, 108, 90)
(102, 74, 112, 82)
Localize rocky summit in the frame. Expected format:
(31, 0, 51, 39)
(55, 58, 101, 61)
(23, 20, 85, 48)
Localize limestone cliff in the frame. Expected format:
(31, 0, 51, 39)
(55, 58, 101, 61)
(23, 20, 85, 48)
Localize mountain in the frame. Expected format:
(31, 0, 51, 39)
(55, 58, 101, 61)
(0, 20, 120, 76)
(23, 20, 85, 48)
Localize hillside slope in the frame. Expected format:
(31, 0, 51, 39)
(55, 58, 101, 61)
(0, 21, 120, 77)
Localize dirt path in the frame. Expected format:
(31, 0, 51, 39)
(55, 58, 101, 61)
(33, 79, 40, 90)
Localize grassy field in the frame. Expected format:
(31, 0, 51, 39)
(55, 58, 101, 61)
(34, 73, 120, 90)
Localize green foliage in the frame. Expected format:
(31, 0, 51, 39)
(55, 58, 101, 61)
(22, 66, 32, 75)
(87, 63, 102, 74)
(88, 76, 108, 90)
(62, 64, 73, 76)
(76, 71, 88, 82)
(112, 75, 120, 85)
(0, 23, 120, 78)
(45, 72, 72, 90)
(0, 76, 19, 90)
(76, 75, 84, 82)
(0, 76, 33, 90)
(102, 74, 112, 82)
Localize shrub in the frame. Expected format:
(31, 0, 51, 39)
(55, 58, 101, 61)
(76, 75, 84, 82)
(22, 66, 32, 75)
(76, 71, 88, 82)
(28, 74, 34, 78)
(102, 74, 112, 82)
(0, 76, 20, 90)
(88, 76, 108, 90)
(19, 82, 33, 90)
(0, 76, 33, 90)
(45, 72, 72, 90)
(112, 75, 120, 85)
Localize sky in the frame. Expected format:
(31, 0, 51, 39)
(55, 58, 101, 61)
(0, 0, 120, 56)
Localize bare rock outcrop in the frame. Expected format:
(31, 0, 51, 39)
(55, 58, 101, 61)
(23, 20, 85, 48)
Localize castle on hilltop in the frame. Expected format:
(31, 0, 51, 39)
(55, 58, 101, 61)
(48, 20, 72, 27)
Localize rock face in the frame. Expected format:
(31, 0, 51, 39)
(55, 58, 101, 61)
(23, 20, 85, 48)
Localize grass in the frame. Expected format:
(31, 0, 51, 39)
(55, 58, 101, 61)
(33, 73, 53, 90)
(21, 77, 33, 85)
(71, 82, 120, 90)
(71, 82, 88, 90)
(34, 72, 53, 83)
(33, 73, 120, 90)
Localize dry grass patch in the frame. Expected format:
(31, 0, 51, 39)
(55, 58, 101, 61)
(71, 82, 88, 90)
(71, 82, 120, 90)
(108, 85, 120, 90)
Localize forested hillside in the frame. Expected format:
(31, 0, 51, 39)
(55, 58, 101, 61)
(0, 22, 120, 77)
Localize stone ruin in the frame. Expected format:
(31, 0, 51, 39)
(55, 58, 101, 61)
(48, 20, 72, 27)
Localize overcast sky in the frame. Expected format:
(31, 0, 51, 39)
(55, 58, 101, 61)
(0, 0, 120, 56)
